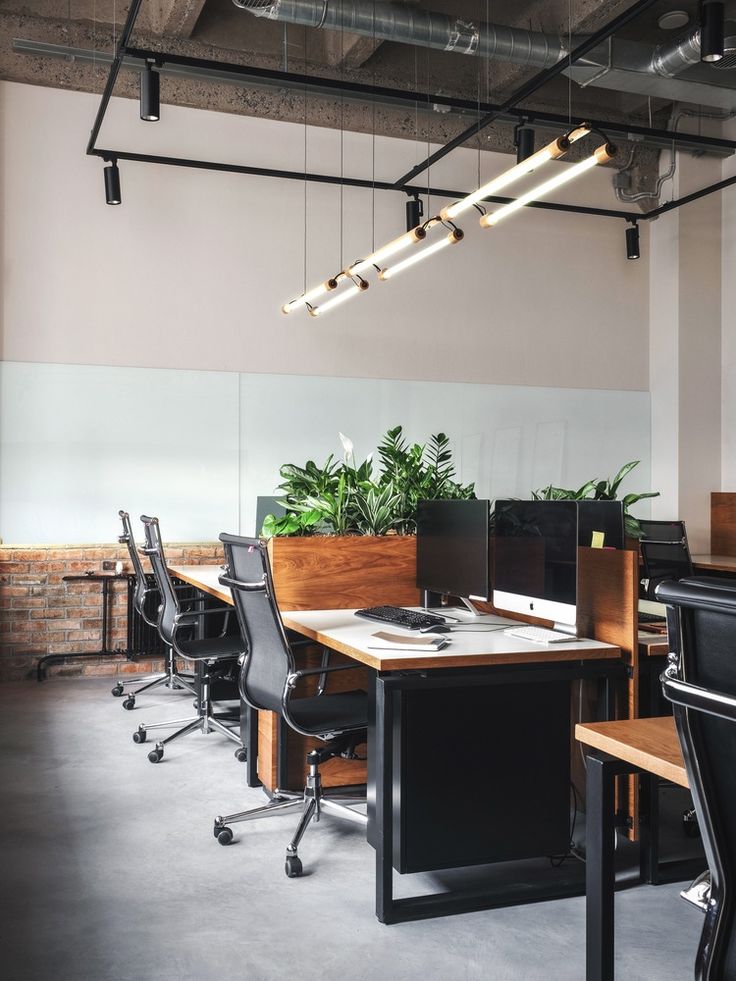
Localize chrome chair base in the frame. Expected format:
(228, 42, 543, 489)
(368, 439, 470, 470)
(111, 646, 196, 708)
(680, 870, 712, 912)
(213, 749, 367, 878)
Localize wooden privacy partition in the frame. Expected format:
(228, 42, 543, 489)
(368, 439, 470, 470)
(259, 536, 420, 789)
(711, 492, 736, 555)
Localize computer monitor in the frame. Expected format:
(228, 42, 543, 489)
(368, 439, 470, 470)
(416, 499, 490, 612)
(255, 495, 286, 535)
(577, 500, 624, 550)
(493, 500, 578, 629)
(638, 519, 688, 544)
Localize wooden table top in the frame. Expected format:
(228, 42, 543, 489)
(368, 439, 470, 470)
(169, 564, 622, 673)
(692, 554, 736, 573)
(576, 716, 688, 788)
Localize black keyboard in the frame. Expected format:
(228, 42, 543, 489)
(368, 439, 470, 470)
(638, 612, 666, 624)
(354, 606, 447, 631)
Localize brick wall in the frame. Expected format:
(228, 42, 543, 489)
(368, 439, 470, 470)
(0, 543, 224, 681)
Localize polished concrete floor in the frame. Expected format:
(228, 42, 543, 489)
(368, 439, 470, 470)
(0, 678, 702, 981)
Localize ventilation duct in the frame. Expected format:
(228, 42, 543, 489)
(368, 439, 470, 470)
(233, 0, 736, 110)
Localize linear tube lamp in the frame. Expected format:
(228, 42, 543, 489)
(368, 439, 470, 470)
(282, 277, 339, 315)
(479, 143, 617, 228)
(347, 226, 427, 277)
(379, 228, 464, 281)
(440, 126, 590, 222)
(308, 278, 369, 317)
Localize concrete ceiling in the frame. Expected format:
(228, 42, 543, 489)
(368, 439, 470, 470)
(0, 0, 730, 205)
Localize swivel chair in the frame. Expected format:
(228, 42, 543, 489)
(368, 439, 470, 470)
(660, 577, 736, 980)
(213, 534, 367, 878)
(111, 510, 196, 707)
(131, 515, 246, 764)
(640, 521, 693, 601)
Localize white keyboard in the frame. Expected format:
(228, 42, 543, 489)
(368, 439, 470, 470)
(504, 626, 574, 645)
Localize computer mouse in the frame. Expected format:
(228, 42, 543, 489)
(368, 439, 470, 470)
(420, 624, 452, 633)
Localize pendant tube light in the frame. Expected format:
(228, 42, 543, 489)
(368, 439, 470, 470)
(347, 226, 427, 277)
(701, 1, 725, 62)
(308, 277, 368, 317)
(379, 228, 464, 281)
(480, 142, 617, 228)
(282, 277, 339, 314)
(140, 62, 160, 121)
(104, 159, 121, 205)
(440, 125, 590, 222)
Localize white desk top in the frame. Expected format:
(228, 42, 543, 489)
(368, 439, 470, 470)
(169, 564, 621, 672)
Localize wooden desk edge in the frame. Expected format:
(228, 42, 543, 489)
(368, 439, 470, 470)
(576, 718, 688, 788)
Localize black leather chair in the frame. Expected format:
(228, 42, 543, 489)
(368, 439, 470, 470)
(131, 515, 246, 764)
(213, 533, 367, 878)
(659, 576, 736, 980)
(111, 510, 196, 707)
(640, 521, 693, 601)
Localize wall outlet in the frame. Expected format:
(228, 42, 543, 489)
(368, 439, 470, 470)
(102, 560, 116, 570)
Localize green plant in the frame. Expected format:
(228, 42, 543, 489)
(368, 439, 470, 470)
(531, 460, 659, 538)
(261, 426, 475, 536)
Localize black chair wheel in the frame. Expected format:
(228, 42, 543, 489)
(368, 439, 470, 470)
(217, 828, 234, 846)
(132, 729, 147, 744)
(122, 697, 135, 711)
(111, 684, 124, 697)
(683, 808, 701, 838)
(234, 747, 247, 763)
(285, 854, 303, 878)
(148, 748, 164, 763)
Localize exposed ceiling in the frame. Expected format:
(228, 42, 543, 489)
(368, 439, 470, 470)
(2, 0, 736, 207)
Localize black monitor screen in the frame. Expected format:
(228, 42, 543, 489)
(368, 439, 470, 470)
(577, 501, 624, 550)
(494, 501, 578, 608)
(416, 499, 490, 600)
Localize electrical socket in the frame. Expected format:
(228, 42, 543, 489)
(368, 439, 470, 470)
(102, 560, 116, 571)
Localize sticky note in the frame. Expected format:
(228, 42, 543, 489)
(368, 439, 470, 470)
(591, 531, 605, 549)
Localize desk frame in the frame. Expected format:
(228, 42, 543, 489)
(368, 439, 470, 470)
(374, 658, 624, 924)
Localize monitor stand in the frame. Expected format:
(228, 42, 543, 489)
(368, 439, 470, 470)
(421, 590, 484, 618)
(457, 597, 484, 617)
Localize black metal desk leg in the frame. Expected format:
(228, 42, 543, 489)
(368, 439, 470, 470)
(586, 752, 623, 981)
(639, 772, 660, 884)
(375, 675, 395, 923)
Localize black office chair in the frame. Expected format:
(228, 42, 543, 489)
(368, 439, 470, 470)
(659, 577, 736, 980)
(640, 521, 693, 600)
(111, 510, 196, 707)
(131, 515, 246, 764)
(213, 533, 367, 878)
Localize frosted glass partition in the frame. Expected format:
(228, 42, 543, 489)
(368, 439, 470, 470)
(0, 361, 651, 543)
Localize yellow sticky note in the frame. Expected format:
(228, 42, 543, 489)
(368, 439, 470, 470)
(591, 531, 605, 549)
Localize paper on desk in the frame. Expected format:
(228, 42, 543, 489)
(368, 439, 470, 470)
(367, 630, 449, 652)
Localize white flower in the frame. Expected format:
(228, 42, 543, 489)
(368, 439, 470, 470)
(338, 432, 354, 461)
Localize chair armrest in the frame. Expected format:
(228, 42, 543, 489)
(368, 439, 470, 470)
(173, 606, 232, 625)
(662, 662, 736, 723)
(285, 662, 359, 689)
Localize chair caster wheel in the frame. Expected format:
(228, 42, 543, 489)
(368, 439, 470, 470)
(234, 747, 247, 763)
(122, 697, 135, 710)
(132, 728, 147, 744)
(148, 747, 164, 763)
(111, 684, 124, 697)
(217, 827, 234, 846)
(285, 854, 303, 878)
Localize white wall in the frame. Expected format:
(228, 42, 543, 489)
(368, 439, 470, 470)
(0, 81, 649, 391)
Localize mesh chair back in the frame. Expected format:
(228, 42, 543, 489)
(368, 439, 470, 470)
(638, 519, 688, 544)
(659, 577, 736, 980)
(219, 533, 294, 714)
(118, 510, 157, 626)
(641, 539, 693, 599)
(140, 515, 179, 645)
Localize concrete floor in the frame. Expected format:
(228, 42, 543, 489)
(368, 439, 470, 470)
(0, 678, 702, 981)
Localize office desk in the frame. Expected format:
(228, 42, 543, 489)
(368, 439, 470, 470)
(172, 564, 623, 923)
(692, 554, 736, 574)
(577, 717, 694, 981)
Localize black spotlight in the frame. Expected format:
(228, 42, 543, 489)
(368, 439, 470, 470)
(626, 223, 640, 260)
(701, 1, 725, 62)
(140, 63, 160, 121)
(406, 195, 424, 231)
(104, 160, 121, 206)
(515, 125, 535, 163)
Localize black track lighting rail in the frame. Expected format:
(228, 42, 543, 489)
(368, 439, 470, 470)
(85, 0, 736, 232)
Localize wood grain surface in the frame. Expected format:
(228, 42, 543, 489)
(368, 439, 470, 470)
(576, 716, 687, 788)
(712, 492, 736, 556)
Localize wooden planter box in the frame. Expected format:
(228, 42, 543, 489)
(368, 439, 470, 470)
(259, 535, 420, 790)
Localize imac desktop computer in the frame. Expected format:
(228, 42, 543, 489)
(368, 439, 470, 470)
(493, 500, 579, 635)
(416, 499, 491, 615)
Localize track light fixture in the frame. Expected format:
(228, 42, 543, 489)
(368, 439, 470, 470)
(406, 195, 424, 231)
(700, 1, 725, 62)
(514, 125, 535, 164)
(140, 62, 160, 121)
(626, 222, 640, 260)
(103, 159, 121, 205)
(379, 227, 464, 280)
(440, 125, 590, 222)
(480, 142, 617, 228)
